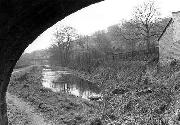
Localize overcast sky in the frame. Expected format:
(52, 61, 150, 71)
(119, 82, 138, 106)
(25, 0, 180, 53)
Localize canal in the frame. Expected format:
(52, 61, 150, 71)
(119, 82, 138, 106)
(41, 67, 101, 100)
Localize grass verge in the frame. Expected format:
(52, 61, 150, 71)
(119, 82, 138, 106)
(8, 66, 101, 125)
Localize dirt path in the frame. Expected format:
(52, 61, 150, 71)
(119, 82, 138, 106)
(6, 92, 55, 125)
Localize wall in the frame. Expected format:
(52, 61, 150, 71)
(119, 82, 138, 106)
(159, 12, 180, 65)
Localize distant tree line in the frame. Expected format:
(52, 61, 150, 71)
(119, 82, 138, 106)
(48, 16, 169, 73)
(15, 50, 49, 68)
(48, 1, 170, 72)
(16, 1, 170, 72)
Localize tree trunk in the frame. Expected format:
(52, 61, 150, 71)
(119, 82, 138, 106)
(146, 26, 151, 54)
(112, 54, 115, 61)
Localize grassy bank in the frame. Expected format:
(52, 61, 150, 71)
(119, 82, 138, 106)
(8, 63, 180, 125)
(7, 97, 32, 125)
(55, 61, 180, 125)
(91, 61, 180, 125)
(8, 66, 101, 125)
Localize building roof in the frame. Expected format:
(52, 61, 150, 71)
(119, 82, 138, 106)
(158, 18, 173, 41)
(172, 11, 180, 14)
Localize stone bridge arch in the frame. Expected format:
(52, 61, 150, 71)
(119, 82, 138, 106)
(0, 0, 102, 124)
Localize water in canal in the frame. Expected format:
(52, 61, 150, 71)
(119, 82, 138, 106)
(42, 68, 101, 100)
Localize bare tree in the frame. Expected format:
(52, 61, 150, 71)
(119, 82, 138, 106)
(54, 26, 78, 51)
(92, 31, 113, 60)
(131, 0, 161, 52)
(49, 26, 78, 66)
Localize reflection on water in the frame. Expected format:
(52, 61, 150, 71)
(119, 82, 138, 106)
(42, 68, 101, 100)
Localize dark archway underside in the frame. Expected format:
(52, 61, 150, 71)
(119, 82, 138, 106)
(0, 0, 102, 124)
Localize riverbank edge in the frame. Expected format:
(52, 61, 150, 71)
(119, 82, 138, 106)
(8, 66, 101, 125)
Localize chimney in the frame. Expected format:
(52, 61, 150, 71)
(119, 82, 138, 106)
(172, 11, 180, 42)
